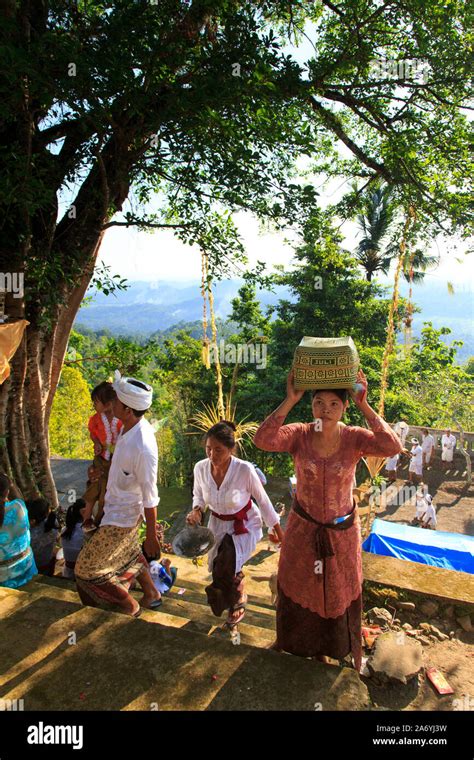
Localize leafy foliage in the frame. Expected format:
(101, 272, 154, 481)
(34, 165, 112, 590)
(49, 366, 93, 458)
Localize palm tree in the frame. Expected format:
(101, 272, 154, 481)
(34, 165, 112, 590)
(354, 183, 398, 281)
(355, 182, 440, 285)
(401, 246, 440, 353)
(402, 247, 440, 285)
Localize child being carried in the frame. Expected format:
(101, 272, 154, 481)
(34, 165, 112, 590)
(82, 381, 122, 531)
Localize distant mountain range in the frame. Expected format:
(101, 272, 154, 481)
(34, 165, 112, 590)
(74, 279, 473, 362)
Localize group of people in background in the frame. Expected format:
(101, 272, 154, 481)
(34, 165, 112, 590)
(384, 424, 459, 531)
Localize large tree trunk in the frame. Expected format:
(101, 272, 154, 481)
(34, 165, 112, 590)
(0, 222, 114, 507)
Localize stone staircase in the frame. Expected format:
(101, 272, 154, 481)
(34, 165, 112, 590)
(0, 553, 371, 711)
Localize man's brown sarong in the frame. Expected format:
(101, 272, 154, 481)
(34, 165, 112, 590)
(75, 523, 146, 610)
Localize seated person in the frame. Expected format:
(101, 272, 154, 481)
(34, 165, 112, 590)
(141, 542, 177, 606)
(413, 486, 429, 525)
(60, 498, 86, 579)
(421, 495, 437, 530)
(26, 498, 60, 576)
(0, 473, 38, 588)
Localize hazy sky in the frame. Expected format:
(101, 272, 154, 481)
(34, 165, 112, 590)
(97, 209, 473, 290)
(88, 21, 473, 292)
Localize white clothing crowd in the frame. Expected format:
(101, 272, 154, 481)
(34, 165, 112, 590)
(384, 424, 459, 531)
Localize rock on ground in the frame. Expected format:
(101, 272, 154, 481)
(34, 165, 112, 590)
(367, 607, 393, 626)
(419, 600, 439, 618)
(456, 614, 472, 632)
(367, 632, 423, 686)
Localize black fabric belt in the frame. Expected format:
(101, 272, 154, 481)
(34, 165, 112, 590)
(292, 497, 356, 561)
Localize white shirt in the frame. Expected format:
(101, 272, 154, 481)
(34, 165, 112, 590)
(422, 434, 435, 453)
(193, 456, 279, 528)
(61, 523, 84, 561)
(385, 454, 399, 470)
(394, 421, 409, 446)
(61, 523, 84, 578)
(423, 502, 437, 527)
(101, 417, 159, 528)
(410, 445, 423, 468)
(415, 496, 428, 519)
(193, 456, 280, 573)
(441, 434, 456, 451)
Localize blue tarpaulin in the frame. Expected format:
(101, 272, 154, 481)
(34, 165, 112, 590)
(362, 519, 474, 574)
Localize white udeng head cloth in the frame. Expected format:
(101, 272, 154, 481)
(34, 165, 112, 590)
(113, 370, 153, 411)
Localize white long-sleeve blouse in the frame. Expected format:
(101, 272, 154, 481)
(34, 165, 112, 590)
(192, 456, 280, 573)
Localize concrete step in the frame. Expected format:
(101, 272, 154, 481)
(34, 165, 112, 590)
(0, 588, 370, 711)
(8, 575, 276, 648)
(33, 571, 276, 616)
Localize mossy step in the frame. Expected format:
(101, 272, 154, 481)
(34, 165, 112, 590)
(0, 582, 190, 631)
(32, 571, 276, 619)
(145, 591, 275, 632)
(33, 570, 276, 611)
(0, 593, 369, 711)
(2, 580, 274, 648)
(162, 572, 276, 611)
(165, 585, 275, 621)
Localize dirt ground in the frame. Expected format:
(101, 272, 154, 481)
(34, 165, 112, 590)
(365, 634, 474, 711)
(376, 452, 474, 536)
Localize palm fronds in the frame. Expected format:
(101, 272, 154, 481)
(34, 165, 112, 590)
(402, 248, 440, 283)
(355, 183, 398, 280)
(187, 397, 259, 458)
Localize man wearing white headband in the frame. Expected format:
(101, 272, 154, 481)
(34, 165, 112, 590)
(113, 370, 153, 411)
(76, 371, 162, 615)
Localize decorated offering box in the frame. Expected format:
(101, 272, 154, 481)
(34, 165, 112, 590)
(293, 336, 359, 390)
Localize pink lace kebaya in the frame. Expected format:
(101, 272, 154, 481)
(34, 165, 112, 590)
(253, 411, 403, 619)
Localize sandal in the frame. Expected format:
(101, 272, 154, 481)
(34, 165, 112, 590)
(226, 593, 247, 628)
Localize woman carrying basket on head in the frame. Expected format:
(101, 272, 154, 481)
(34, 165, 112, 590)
(186, 421, 282, 628)
(253, 368, 402, 670)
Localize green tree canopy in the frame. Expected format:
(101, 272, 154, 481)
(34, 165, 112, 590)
(1, 0, 472, 501)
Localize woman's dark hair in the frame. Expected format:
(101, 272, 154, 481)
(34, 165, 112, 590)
(91, 381, 116, 406)
(311, 388, 349, 403)
(26, 498, 57, 532)
(0, 472, 9, 528)
(205, 420, 237, 449)
(62, 498, 86, 541)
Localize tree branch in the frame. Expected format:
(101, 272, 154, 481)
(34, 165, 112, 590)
(101, 220, 191, 230)
(36, 118, 84, 146)
(308, 96, 395, 182)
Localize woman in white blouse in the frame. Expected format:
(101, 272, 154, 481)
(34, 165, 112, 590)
(186, 420, 283, 627)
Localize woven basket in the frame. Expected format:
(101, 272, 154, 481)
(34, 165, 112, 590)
(293, 336, 359, 390)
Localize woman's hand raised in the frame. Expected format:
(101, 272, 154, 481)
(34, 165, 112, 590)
(348, 369, 368, 408)
(286, 369, 305, 406)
